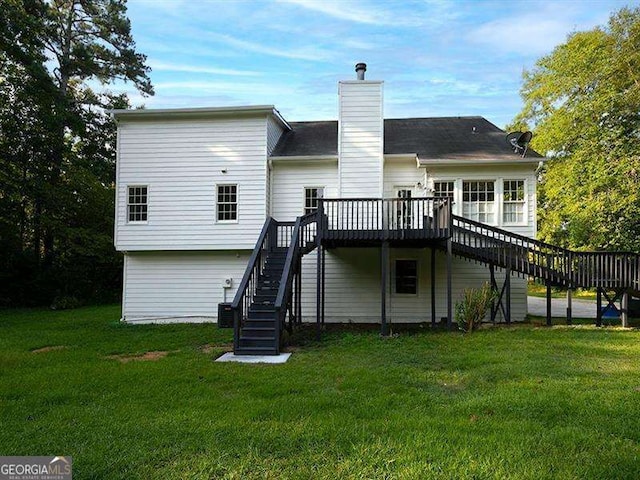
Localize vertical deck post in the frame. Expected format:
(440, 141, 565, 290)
(566, 288, 572, 325)
(446, 238, 452, 330)
(505, 268, 511, 325)
(489, 264, 496, 323)
(316, 244, 322, 341)
(596, 287, 602, 327)
(546, 281, 552, 326)
(431, 248, 436, 328)
(621, 290, 629, 328)
(321, 246, 326, 325)
(381, 241, 389, 336)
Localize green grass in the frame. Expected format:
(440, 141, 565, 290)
(2, 306, 640, 479)
(527, 282, 598, 300)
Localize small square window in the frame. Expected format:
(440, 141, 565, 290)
(433, 181, 454, 199)
(217, 184, 237, 221)
(127, 186, 148, 222)
(395, 259, 418, 294)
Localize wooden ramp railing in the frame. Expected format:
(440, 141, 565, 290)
(452, 215, 640, 291)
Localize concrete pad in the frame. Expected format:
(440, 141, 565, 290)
(215, 352, 292, 364)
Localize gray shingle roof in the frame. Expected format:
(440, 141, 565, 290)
(270, 116, 542, 160)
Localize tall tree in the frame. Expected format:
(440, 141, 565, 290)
(0, 0, 152, 306)
(511, 7, 640, 252)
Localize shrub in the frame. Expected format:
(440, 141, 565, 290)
(455, 282, 498, 332)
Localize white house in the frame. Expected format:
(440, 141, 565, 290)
(113, 63, 548, 353)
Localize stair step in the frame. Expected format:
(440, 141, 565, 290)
(239, 337, 276, 348)
(241, 327, 276, 337)
(234, 346, 279, 356)
(249, 303, 276, 312)
(244, 320, 276, 328)
(247, 311, 275, 320)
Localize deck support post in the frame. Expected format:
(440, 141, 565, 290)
(381, 241, 389, 336)
(446, 238, 452, 330)
(596, 287, 602, 327)
(546, 281, 552, 326)
(321, 246, 326, 325)
(621, 291, 629, 328)
(505, 268, 511, 325)
(316, 244, 322, 341)
(566, 288, 572, 325)
(489, 264, 496, 323)
(431, 248, 436, 328)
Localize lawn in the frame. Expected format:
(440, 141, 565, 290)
(1, 306, 640, 479)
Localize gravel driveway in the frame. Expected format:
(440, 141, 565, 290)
(527, 296, 597, 319)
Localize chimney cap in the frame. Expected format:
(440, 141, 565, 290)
(355, 62, 367, 80)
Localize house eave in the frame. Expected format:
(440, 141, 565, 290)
(417, 156, 545, 167)
(269, 155, 338, 164)
(111, 105, 290, 128)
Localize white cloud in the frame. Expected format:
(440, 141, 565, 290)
(278, 0, 422, 27)
(148, 61, 262, 77)
(469, 17, 575, 56)
(206, 32, 331, 61)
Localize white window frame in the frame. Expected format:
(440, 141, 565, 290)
(462, 180, 496, 225)
(216, 184, 238, 223)
(393, 258, 419, 296)
(433, 181, 455, 201)
(303, 186, 324, 215)
(127, 185, 148, 224)
(394, 186, 414, 229)
(502, 179, 527, 226)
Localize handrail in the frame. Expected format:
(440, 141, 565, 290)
(273, 212, 318, 347)
(452, 214, 640, 290)
(231, 217, 274, 309)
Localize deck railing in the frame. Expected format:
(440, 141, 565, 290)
(319, 197, 452, 242)
(452, 215, 640, 290)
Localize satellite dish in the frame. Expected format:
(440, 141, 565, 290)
(506, 131, 533, 157)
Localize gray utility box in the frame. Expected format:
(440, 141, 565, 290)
(218, 303, 234, 328)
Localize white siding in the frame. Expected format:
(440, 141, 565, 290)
(115, 116, 268, 251)
(338, 81, 384, 198)
(295, 248, 527, 323)
(271, 161, 339, 219)
(383, 158, 424, 197)
(266, 115, 285, 155)
(122, 251, 250, 322)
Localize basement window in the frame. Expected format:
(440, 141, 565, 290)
(395, 259, 418, 295)
(304, 187, 324, 214)
(217, 184, 237, 221)
(127, 185, 148, 222)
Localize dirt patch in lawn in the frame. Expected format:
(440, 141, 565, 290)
(200, 343, 232, 354)
(105, 350, 177, 363)
(31, 345, 67, 353)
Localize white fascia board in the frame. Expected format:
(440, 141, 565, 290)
(270, 108, 292, 131)
(268, 155, 338, 166)
(110, 105, 281, 122)
(417, 157, 545, 167)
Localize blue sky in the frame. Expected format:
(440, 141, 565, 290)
(123, 0, 635, 128)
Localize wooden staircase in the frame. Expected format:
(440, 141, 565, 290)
(232, 214, 317, 355)
(234, 247, 286, 354)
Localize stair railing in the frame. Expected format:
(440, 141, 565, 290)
(273, 211, 318, 352)
(231, 217, 276, 352)
(452, 215, 640, 290)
